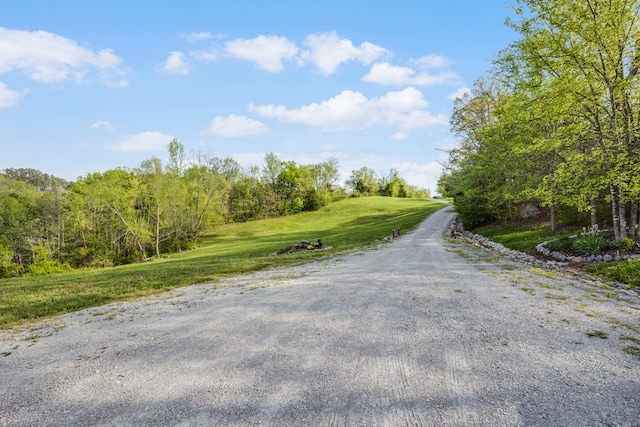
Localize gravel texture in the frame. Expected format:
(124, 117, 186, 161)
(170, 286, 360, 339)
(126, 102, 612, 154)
(1, 206, 640, 426)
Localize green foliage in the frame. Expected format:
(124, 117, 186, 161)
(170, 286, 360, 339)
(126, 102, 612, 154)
(574, 226, 606, 252)
(443, 77, 529, 228)
(259, 153, 342, 215)
(617, 237, 634, 251)
(2, 167, 69, 192)
(443, 0, 640, 241)
(476, 220, 640, 289)
(0, 237, 20, 278)
(0, 197, 444, 328)
(453, 194, 494, 229)
(1, 145, 425, 276)
(166, 138, 186, 176)
(346, 167, 379, 196)
(25, 245, 71, 276)
(546, 237, 574, 253)
(380, 169, 406, 197)
(348, 167, 429, 200)
(502, 0, 640, 241)
(588, 259, 640, 288)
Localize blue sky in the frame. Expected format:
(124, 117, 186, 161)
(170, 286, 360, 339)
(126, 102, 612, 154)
(1, 1, 516, 193)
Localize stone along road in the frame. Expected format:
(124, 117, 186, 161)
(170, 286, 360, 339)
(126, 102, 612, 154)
(1, 207, 640, 426)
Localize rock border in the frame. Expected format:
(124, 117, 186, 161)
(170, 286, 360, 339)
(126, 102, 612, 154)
(446, 215, 639, 298)
(535, 237, 640, 263)
(447, 216, 562, 268)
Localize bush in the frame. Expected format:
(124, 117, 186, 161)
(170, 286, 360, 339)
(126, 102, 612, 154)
(589, 259, 640, 288)
(0, 237, 24, 277)
(546, 236, 574, 252)
(574, 225, 605, 252)
(574, 236, 606, 252)
(330, 188, 350, 201)
(0, 238, 13, 278)
(303, 191, 324, 211)
(454, 194, 494, 229)
(618, 237, 634, 250)
(25, 245, 72, 276)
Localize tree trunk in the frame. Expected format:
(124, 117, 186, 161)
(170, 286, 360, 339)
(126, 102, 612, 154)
(610, 184, 621, 242)
(112, 208, 147, 260)
(550, 204, 557, 233)
(590, 200, 597, 228)
(619, 189, 627, 240)
(155, 203, 161, 259)
(631, 200, 639, 239)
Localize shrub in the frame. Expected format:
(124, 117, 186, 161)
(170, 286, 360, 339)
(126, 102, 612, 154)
(574, 235, 605, 252)
(25, 245, 72, 276)
(574, 225, 606, 252)
(454, 194, 494, 229)
(546, 236, 574, 252)
(589, 259, 640, 288)
(0, 238, 14, 278)
(303, 191, 324, 211)
(618, 237, 634, 250)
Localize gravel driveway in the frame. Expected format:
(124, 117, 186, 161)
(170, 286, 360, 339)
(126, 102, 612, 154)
(1, 206, 640, 426)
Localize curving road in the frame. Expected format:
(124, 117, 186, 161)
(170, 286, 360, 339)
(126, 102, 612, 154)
(1, 206, 640, 426)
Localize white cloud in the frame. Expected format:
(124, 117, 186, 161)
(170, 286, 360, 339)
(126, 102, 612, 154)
(392, 160, 443, 192)
(250, 90, 371, 131)
(225, 35, 298, 72)
(448, 86, 471, 100)
(90, 120, 116, 131)
(396, 109, 448, 133)
(249, 87, 447, 137)
(390, 132, 410, 141)
(105, 131, 173, 152)
(190, 48, 218, 61)
(200, 114, 269, 138)
(363, 62, 460, 86)
(363, 63, 415, 85)
(180, 32, 215, 42)
(157, 51, 189, 75)
(411, 55, 454, 69)
(0, 26, 128, 86)
(300, 32, 389, 75)
(373, 87, 429, 111)
(0, 82, 28, 107)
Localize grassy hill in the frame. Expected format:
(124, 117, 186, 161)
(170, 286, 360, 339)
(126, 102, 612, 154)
(0, 197, 446, 328)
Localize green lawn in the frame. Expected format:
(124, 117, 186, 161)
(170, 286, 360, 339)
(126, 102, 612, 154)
(473, 225, 577, 253)
(588, 259, 640, 288)
(0, 197, 445, 328)
(474, 224, 640, 288)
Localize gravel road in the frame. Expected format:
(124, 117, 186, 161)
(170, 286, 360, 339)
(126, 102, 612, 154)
(2, 206, 640, 426)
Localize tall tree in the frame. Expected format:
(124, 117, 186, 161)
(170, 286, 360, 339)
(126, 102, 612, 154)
(441, 77, 513, 227)
(182, 164, 229, 242)
(346, 167, 379, 196)
(69, 169, 150, 265)
(166, 138, 186, 177)
(506, 0, 640, 240)
(137, 157, 179, 259)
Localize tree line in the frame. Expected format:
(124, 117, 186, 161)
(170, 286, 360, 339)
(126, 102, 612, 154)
(439, 0, 640, 243)
(1, 140, 428, 277)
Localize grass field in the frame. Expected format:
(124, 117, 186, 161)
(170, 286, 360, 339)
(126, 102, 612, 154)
(0, 197, 446, 328)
